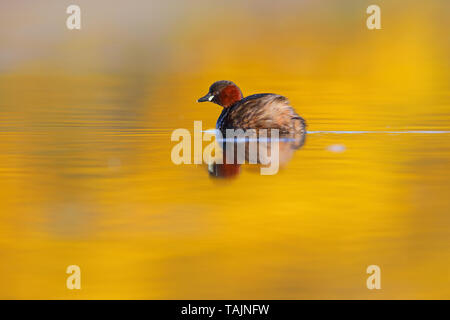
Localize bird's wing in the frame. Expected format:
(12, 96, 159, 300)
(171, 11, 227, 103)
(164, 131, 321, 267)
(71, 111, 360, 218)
(226, 94, 298, 132)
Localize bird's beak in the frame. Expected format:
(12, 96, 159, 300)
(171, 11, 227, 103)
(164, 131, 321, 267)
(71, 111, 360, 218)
(197, 93, 214, 103)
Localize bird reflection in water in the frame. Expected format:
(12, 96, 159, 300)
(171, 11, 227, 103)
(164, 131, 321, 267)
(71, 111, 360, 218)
(208, 130, 306, 179)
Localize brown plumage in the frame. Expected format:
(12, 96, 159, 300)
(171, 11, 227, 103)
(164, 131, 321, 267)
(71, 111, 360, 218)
(198, 80, 306, 134)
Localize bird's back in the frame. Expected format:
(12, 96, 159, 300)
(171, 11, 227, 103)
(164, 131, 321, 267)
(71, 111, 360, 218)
(217, 93, 306, 134)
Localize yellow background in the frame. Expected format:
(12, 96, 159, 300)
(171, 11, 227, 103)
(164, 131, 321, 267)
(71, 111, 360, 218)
(0, 0, 449, 299)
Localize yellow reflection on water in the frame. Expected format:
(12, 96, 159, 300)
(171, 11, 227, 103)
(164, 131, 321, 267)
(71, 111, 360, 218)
(0, 0, 449, 299)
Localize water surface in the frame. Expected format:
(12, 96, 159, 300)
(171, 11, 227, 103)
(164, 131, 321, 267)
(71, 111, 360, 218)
(0, 0, 449, 299)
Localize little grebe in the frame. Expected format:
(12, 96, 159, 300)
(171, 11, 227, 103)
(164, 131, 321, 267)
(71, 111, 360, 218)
(198, 80, 306, 134)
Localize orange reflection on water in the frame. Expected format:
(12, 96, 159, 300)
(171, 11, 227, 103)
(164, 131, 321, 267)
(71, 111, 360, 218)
(0, 0, 449, 299)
